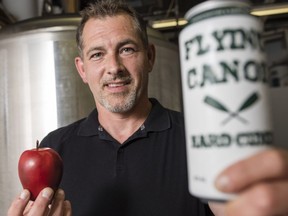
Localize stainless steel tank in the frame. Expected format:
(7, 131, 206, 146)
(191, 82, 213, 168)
(0, 15, 182, 214)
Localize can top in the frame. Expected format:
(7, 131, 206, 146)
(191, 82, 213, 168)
(185, 0, 251, 20)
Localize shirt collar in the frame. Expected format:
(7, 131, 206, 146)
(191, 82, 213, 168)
(144, 98, 171, 133)
(77, 98, 171, 137)
(77, 109, 100, 136)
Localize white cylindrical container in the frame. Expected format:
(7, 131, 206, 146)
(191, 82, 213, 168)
(179, 0, 273, 201)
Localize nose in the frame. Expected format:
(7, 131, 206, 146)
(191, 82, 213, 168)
(106, 54, 124, 75)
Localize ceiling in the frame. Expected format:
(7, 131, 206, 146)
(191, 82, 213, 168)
(126, 0, 288, 18)
(2, 0, 288, 42)
(80, 0, 288, 42)
(120, 0, 288, 43)
(78, 0, 288, 19)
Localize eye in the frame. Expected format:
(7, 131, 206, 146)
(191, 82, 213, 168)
(120, 47, 135, 55)
(90, 52, 104, 60)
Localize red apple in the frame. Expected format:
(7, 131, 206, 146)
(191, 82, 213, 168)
(18, 141, 63, 201)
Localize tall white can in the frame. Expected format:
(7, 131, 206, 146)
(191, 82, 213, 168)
(179, 0, 274, 201)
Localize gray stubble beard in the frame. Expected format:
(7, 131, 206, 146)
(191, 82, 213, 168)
(99, 90, 137, 113)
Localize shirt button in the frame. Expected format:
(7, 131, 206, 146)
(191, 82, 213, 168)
(118, 148, 124, 153)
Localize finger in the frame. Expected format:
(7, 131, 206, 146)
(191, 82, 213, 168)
(7, 189, 30, 216)
(208, 201, 226, 216)
(63, 200, 72, 216)
(225, 181, 288, 216)
(215, 149, 288, 192)
(49, 189, 65, 215)
(23, 201, 35, 215)
(28, 187, 54, 216)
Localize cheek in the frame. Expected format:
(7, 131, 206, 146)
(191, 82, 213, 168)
(124, 57, 147, 74)
(85, 63, 103, 81)
(88, 80, 102, 100)
(134, 69, 149, 89)
(84, 70, 102, 91)
(130, 67, 145, 83)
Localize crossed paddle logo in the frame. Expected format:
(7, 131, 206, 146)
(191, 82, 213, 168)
(204, 92, 259, 125)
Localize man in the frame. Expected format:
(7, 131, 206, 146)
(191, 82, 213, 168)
(8, 0, 288, 215)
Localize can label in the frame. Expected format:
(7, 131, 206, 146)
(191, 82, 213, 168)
(179, 2, 273, 201)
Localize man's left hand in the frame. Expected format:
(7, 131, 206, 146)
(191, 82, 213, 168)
(209, 149, 288, 216)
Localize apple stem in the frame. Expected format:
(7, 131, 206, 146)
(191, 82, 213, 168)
(36, 140, 39, 150)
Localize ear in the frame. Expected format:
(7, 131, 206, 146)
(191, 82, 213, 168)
(75, 57, 88, 83)
(147, 44, 156, 73)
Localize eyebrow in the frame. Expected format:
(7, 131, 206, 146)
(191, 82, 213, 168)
(85, 46, 104, 58)
(117, 39, 139, 49)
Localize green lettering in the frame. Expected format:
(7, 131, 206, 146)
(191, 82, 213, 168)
(200, 65, 218, 87)
(192, 134, 231, 148)
(244, 29, 261, 50)
(187, 68, 198, 89)
(244, 60, 265, 82)
(184, 35, 210, 60)
(226, 29, 246, 49)
(219, 60, 239, 83)
(213, 28, 263, 51)
(212, 30, 226, 51)
(237, 131, 273, 146)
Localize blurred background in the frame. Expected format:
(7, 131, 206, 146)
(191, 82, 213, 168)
(0, 0, 288, 214)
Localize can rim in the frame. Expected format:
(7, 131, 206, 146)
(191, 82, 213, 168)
(185, 0, 251, 20)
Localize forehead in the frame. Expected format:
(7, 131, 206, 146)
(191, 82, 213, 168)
(82, 14, 138, 42)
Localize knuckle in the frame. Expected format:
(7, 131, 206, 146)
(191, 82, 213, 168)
(34, 198, 50, 209)
(7, 199, 27, 216)
(267, 150, 288, 176)
(34, 202, 47, 209)
(253, 184, 277, 214)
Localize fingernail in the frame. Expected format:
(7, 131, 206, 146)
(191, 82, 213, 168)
(216, 175, 231, 191)
(20, 190, 29, 200)
(41, 188, 54, 200)
(63, 200, 72, 212)
(55, 189, 64, 198)
(209, 202, 226, 216)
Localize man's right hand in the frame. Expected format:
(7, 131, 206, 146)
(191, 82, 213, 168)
(7, 187, 72, 216)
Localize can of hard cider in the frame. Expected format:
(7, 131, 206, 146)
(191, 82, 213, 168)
(179, 0, 274, 201)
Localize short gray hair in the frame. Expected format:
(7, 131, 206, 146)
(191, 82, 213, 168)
(76, 0, 149, 57)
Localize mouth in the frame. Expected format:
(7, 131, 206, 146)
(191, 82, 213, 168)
(103, 78, 132, 92)
(105, 81, 130, 88)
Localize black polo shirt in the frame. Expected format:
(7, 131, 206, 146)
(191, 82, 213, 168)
(41, 99, 214, 216)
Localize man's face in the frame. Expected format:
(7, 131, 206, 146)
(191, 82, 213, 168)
(75, 14, 155, 113)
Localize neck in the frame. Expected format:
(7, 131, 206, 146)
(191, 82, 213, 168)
(97, 98, 152, 144)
